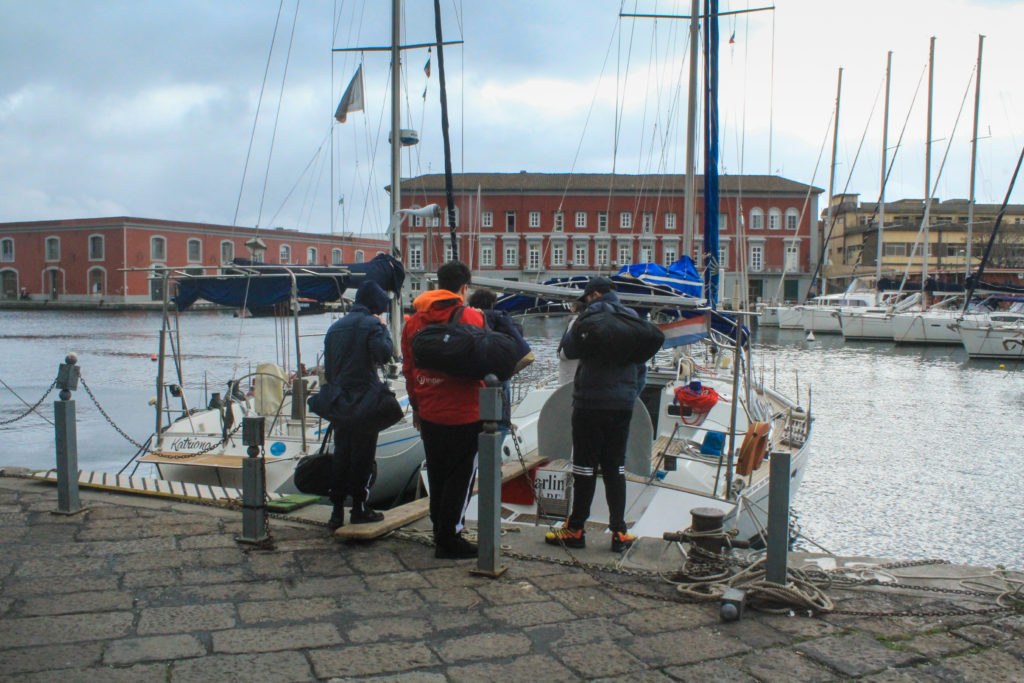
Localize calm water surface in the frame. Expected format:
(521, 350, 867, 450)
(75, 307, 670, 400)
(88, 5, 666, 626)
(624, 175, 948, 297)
(1, 310, 1021, 569)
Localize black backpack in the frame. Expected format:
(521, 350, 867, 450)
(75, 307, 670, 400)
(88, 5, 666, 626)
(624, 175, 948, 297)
(570, 307, 665, 365)
(411, 306, 523, 382)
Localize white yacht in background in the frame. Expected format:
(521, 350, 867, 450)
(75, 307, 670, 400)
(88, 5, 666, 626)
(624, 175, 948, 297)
(784, 290, 877, 333)
(952, 300, 1024, 358)
(837, 293, 921, 342)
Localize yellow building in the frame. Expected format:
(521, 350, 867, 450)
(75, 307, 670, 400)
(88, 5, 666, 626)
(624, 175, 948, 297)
(820, 193, 1024, 287)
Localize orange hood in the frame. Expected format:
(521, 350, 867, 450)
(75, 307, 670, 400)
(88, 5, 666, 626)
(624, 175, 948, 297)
(412, 288, 463, 313)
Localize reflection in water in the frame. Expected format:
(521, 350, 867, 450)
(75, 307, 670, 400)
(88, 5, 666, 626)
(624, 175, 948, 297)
(1, 311, 1022, 569)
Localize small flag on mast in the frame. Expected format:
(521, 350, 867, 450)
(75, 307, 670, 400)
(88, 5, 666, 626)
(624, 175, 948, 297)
(334, 65, 364, 123)
(424, 50, 431, 78)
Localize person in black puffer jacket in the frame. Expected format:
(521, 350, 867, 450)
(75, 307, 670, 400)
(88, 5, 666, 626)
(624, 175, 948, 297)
(323, 280, 393, 530)
(546, 277, 645, 553)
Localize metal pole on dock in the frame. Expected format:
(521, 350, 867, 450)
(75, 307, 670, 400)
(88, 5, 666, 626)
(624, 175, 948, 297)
(53, 353, 84, 515)
(765, 450, 792, 584)
(238, 416, 270, 546)
(473, 375, 506, 578)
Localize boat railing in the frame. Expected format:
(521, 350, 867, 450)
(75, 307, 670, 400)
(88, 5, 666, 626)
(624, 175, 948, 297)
(780, 408, 810, 448)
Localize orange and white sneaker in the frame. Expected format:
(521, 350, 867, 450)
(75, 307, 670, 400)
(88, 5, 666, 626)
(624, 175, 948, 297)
(610, 531, 635, 552)
(544, 525, 585, 548)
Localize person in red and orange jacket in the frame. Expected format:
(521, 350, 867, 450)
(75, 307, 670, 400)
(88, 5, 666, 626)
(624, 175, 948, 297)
(400, 260, 483, 559)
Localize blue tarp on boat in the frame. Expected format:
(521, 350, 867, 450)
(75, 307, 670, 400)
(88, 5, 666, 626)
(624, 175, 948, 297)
(173, 253, 405, 311)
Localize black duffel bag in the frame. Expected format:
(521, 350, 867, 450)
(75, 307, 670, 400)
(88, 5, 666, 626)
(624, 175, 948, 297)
(411, 306, 522, 382)
(307, 380, 404, 432)
(570, 308, 665, 365)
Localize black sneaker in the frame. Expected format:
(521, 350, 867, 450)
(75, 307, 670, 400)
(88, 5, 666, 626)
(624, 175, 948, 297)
(350, 508, 384, 525)
(435, 536, 478, 559)
(327, 510, 346, 531)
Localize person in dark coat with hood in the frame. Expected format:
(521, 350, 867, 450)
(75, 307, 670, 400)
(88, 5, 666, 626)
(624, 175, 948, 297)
(322, 279, 393, 530)
(545, 276, 645, 553)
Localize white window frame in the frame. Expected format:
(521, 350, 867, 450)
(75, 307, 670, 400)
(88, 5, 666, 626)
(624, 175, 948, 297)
(408, 244, 423, 269)
(596, 244, 609, 266)
(663, 247, 677, 265)
(768, 208, 782, 230)
(354, 249, 364, 263)
(718, 213, 728, 233)
(506, 211, 516, 233)
(149, 236, 165, 262)
(785, 242, 799, 271)
(503, 245, 518, 267)
(719, 243, 729, 270)
(527, 244, 542, 270)
(444, 207, 460, 228)
(88, 234, 104, 261)
(0, 238, 13, 262)
(750, 244, 764, 272)
(640, 245, 654, 263)
(642, 212, 654, 234)
(597, 211, 608, 232)
(279, 244, 291, 263)
(480, 244, 494, 267)
(749, 208, 764, 231)
(88, 267, 106, 295)
(785, 208, 799, 230)
(444, 245, 454, 263)
(482, 210, 493, 228)
(413, 205, 424, 228)
(575, 211, 587, 229)
(187, 238, 201, 263)
(44, 236, 61, 262)
(664, 212, 676, 231)
(307, 247, 318, 265)
(619, 211, 632, 230)
(574, 244, 588, 266)
(331, 248, 342, 264)
(528, 211, 541, 229)
(553, 211, 564, 232)
(220, 240, 235, 264)
(617, 243, 632, 265)
(551, 243, 565, 266)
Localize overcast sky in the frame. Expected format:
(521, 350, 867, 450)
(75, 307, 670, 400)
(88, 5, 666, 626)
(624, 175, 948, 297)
(2, 1, 1022, 237)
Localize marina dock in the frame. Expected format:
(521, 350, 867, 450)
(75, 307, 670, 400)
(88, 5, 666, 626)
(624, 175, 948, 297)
(1, 471, 1021, 681)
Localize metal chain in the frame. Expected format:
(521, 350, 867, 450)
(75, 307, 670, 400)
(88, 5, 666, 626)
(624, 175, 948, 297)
(79, 376, 147, 449)
(0, 379, 57, 426)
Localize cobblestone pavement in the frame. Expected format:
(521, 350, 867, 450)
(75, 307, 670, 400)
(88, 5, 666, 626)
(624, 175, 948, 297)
(1, 474, 1022, 681)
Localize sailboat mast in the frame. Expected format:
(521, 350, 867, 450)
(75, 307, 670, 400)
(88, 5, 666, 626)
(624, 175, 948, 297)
(682, 0, 700, 260)
(876, 52, 891, 291)
(966, 35, 984, 278)
(923, 36, 934, 284)
(388, 0, 403, 350)
(824, 68, 841, 297)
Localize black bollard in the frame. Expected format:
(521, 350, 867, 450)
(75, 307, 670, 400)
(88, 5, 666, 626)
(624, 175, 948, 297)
(472, 374, 506, 578)
(765, 451, 792, 584)
(53, 353, 84, 515)
(237, 417, 270, 546)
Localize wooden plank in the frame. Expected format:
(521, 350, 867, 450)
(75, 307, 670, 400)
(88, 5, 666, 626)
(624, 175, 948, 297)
(334, 455, 546, 541)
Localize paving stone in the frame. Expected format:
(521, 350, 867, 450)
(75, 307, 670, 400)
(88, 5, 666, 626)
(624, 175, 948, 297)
(934, 649, 1024, 682)
(84, 536, 177, 557)
(527, 617, 633, 648)
(617, 603, 718, 635)
(756, 613, 840, 640)
(738, 647, 837, 682)
(718, 619, 792, 648)
(627, 627, 751, 667)
(104, 634, 206, 664)
(293, 549, 355, 575)
(243, 551, 301, 578)
(501, 559, 567, 579)
(142, 579, 286, 607)
(354, 673, 447, 682)
(904, 631, 976, 658)
(433, 631, 532, 663)
(994, 614, 1024, 636)
(393, 544, 455, 571)
(416, 586, 482, 609)
(343, 589, 425, 617)
(796, 633, 927, 677)
(190, 547, 247, 568)
(953, 622, 1016, 648)
(591, 672, 675, 682)
(419, 566, 493, 589)
(86, 504, 145, 519)
(171, 651, 312, 682)
(237, 597, 337, 624)
(529, 571, 600, 590)
(122, 569, 180, 589)
(475, 579, 546, 605)
(7, 663, 168, 682)
(427, 609, 488, 633)
(137, 603, 236, 635)
(553, 639, 647, 678)
(664, 657, 758, 682)
(552, 586, 634, 618)
(2, 573, 120, 597)
(212, 623, 341, 653)
(179, 565, 248, 585)
(346, 616, 434, 643)
(363, 570, 432, 592)
(859, 664, 965, 682)
(447, 653, 576, 682)
(0, 612, 134, 648)
(284, 574, 366, 597)
(345, 548, 406, 574)
(19, 589, 134, 616)
(0, 642, 101, 676)
(177, 533, 239, 550)
(13, 556, 108, 578)
(485, 599, 577, 627)
(116, 550, 194, 571)
(309, 642, 439, 678)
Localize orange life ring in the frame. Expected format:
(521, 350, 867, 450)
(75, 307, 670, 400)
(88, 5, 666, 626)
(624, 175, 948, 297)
(735, 421, 770, 476)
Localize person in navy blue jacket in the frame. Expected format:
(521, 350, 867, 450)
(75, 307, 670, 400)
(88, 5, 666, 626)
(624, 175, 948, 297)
(546, 276, 645, 552)
(323, 280, 393, 530)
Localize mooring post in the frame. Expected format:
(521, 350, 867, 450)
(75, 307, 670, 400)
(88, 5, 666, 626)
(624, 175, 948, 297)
(765, 450, 792, 584)
(53, 353, 84, 515)
(238, 416, 270, 546)
(473, 374, 506, 578)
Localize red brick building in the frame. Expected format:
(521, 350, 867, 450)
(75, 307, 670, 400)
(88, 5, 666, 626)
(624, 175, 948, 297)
(0, 217, 388, 303)
(399, 173, 823, 305)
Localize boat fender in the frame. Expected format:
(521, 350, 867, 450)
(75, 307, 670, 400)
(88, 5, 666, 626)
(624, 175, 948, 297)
(735, 421, 770, 477)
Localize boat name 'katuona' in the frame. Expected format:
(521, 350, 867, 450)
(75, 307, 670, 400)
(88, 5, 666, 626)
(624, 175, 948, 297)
(169, 437, 220, 452)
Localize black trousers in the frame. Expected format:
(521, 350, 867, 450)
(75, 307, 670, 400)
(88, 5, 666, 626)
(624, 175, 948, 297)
(419, 419, 480, 544)
(330, 426, 378, 506)
(568, 407, 632, 534)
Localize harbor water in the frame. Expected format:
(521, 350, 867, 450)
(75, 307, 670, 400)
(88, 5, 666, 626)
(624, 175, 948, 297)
(1, 309, 1022, 570)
